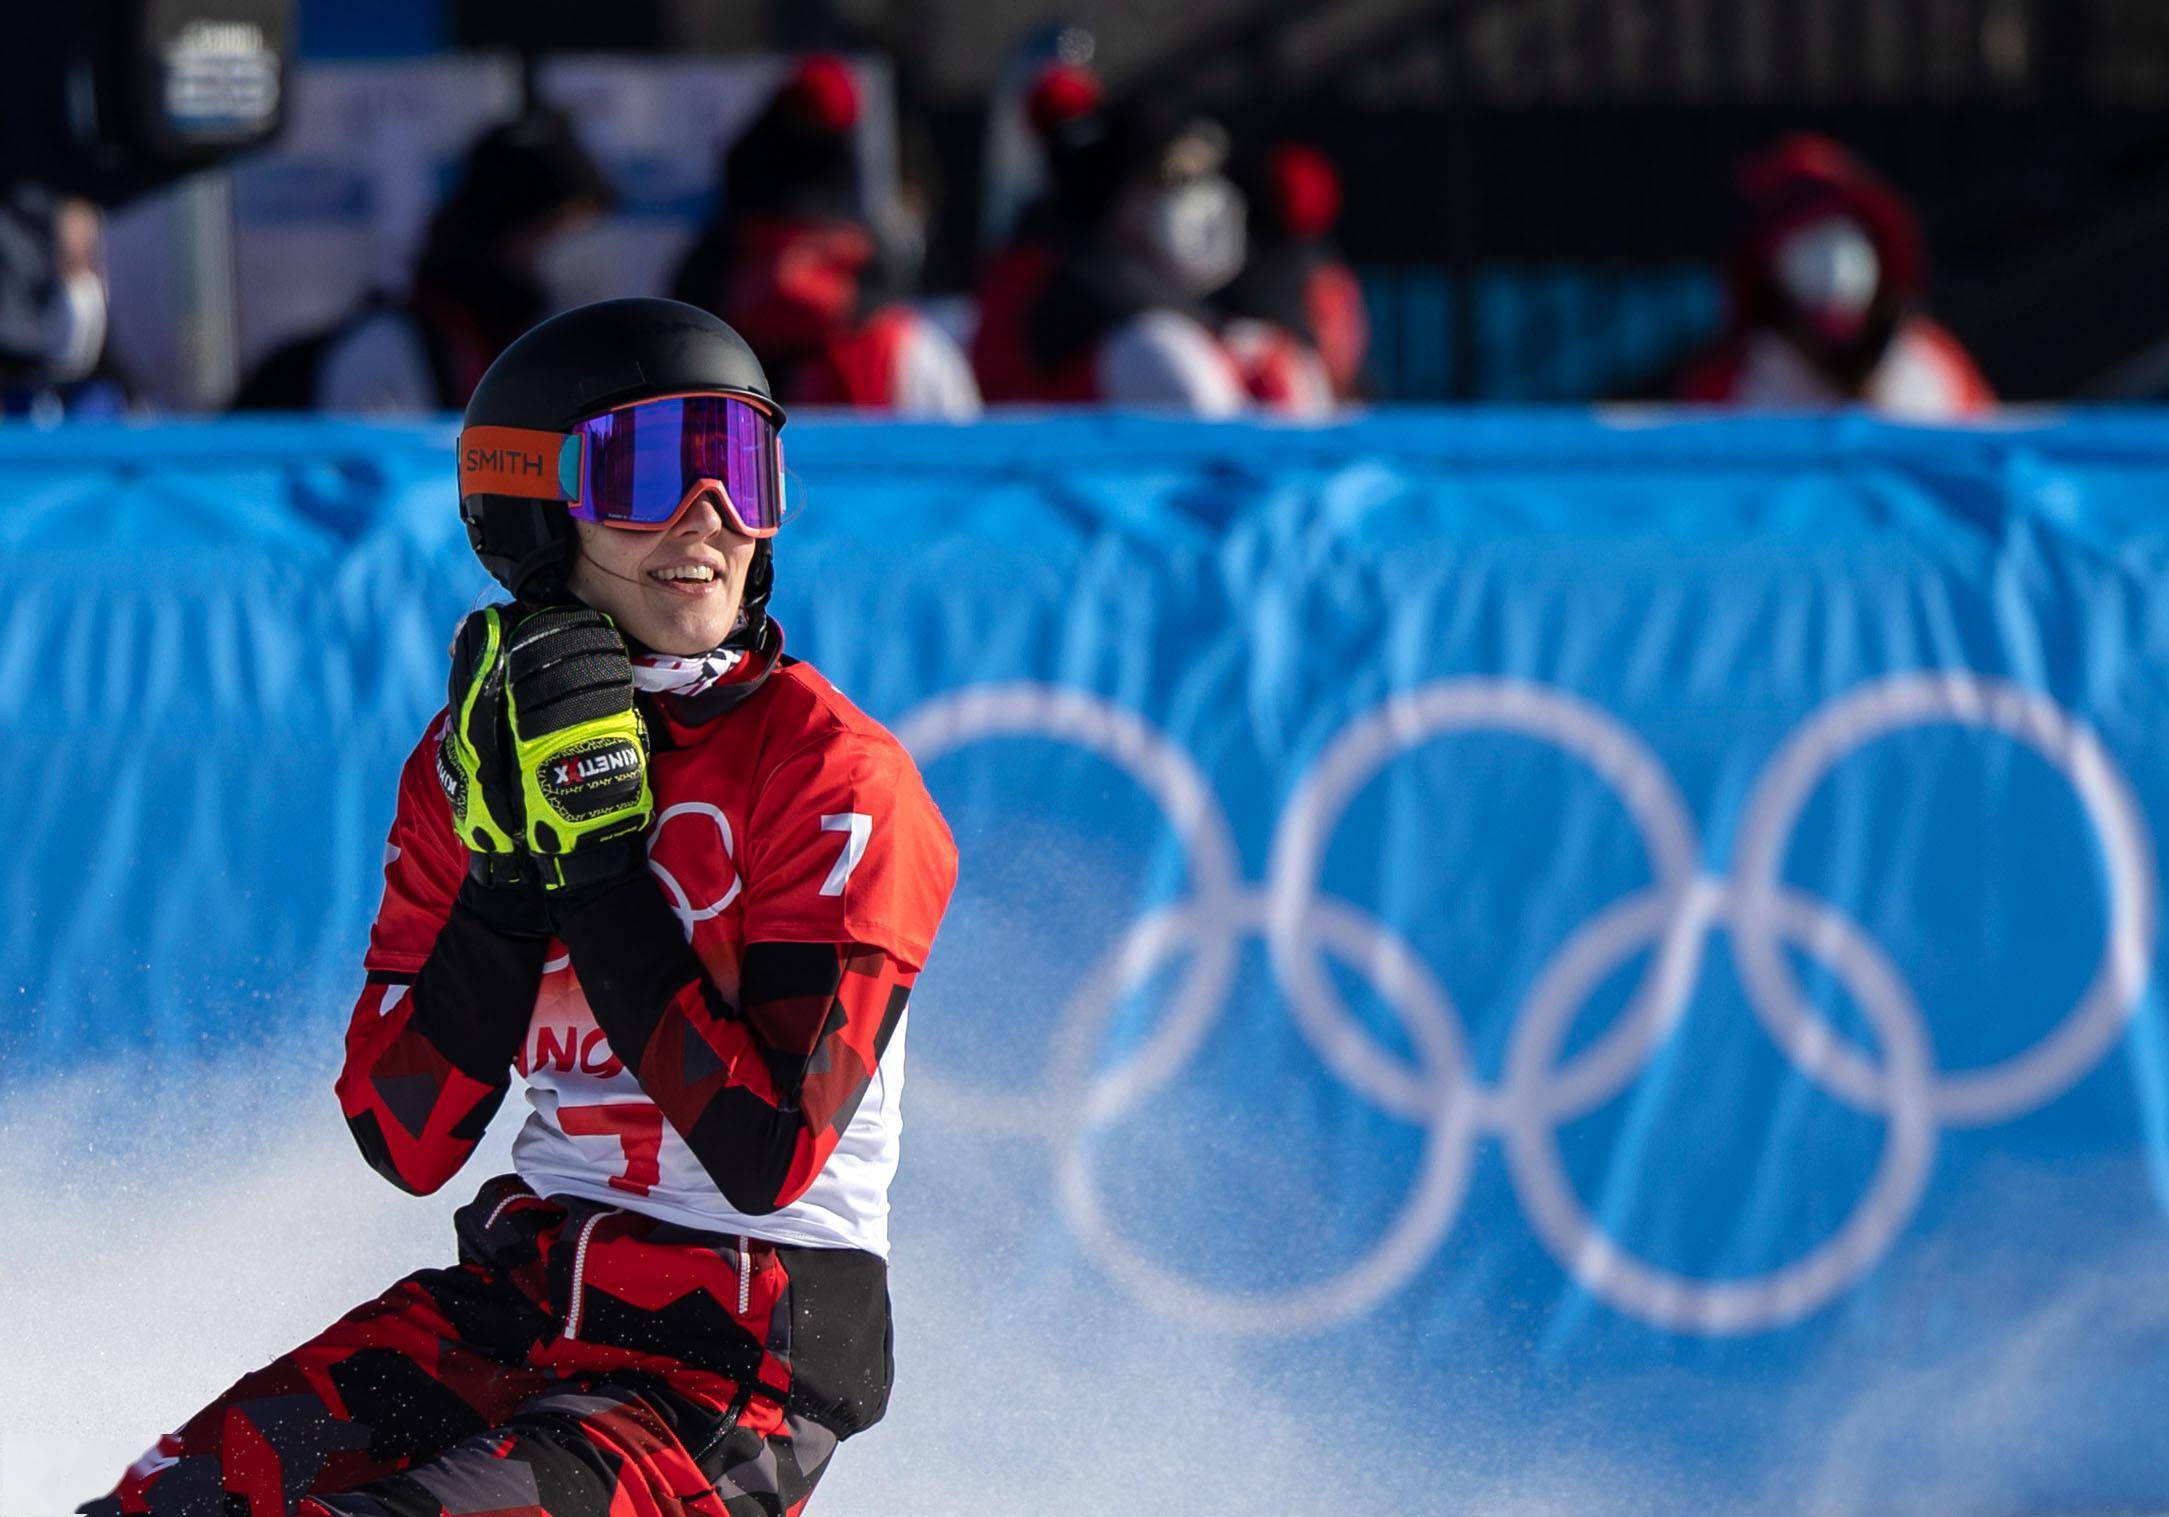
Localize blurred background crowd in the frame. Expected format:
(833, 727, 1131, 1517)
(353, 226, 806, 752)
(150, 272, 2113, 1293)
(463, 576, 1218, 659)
(9, 0, 2168, 424)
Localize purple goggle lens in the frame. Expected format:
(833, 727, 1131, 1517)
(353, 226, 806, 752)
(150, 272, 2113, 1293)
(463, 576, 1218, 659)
(567, 394, 785, 536)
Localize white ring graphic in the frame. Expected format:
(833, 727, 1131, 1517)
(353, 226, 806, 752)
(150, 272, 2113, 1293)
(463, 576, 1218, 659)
(1730, 674, 2158, 1125)
(1498, 879, 1939, 1334)
(895, 673, 2159, 1336)
(895, 683, 1244, 1135)
(1052, 893, 1478, 1335)
(647, 801, 742, 937)
(1265, 679, 1703, 1123)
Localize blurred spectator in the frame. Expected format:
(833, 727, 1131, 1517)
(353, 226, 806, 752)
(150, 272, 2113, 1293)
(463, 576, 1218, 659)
(236, 109, 614, 413)
(1678, 135, 1992, 418)
(970, 61, 1104, 403)
(972, 86, 1320, 415)
(670, 55, 979, 418)
(1217, 141, 1370, 410)
(977, 25, 1098, 260)
(0, 187, 130, 420)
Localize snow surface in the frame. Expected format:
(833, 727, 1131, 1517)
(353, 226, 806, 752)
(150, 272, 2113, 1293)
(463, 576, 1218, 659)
(9, 1044, 2169, 1516)
(6, 1047, 1577, 1517)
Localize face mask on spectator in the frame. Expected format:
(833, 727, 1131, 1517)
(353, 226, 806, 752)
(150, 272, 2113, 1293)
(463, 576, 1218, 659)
(1137, 174, 1247, 299)
(42, 268, 107, 383)
(1774, 215, 1881, 345)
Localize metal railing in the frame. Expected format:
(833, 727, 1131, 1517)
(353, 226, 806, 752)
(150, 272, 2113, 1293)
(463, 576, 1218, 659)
(1123, 0, 2093, 107)
(1102, 0, 2169, 399)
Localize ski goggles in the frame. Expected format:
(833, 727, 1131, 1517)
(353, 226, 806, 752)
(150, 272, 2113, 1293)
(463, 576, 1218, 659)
(457, 391, 787, 538)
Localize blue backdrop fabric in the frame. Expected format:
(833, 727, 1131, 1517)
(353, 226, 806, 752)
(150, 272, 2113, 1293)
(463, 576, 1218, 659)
(6, 412, 2169, 1504)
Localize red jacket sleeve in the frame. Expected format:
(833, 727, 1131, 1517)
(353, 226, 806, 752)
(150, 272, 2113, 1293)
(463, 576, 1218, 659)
(740, 730, 958, 969)
(335, 717, 546, 1195)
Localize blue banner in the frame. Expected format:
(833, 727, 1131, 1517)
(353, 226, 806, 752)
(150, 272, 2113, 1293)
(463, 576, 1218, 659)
(6, 412, 2168, 1511)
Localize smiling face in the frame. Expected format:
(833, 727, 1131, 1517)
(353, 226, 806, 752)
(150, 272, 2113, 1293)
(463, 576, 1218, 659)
(564, 488, 759, 654)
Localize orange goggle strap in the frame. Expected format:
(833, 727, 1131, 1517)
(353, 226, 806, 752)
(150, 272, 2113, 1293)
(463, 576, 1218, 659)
(458, 426, 581, 502)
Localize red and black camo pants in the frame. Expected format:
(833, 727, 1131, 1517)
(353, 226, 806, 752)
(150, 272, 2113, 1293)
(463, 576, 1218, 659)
(79, 1176, 892, 1517)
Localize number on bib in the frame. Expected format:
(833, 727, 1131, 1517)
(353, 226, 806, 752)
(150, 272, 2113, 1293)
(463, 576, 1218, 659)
(819, 812, 872, 897)
(559, 1102, 664, 1195)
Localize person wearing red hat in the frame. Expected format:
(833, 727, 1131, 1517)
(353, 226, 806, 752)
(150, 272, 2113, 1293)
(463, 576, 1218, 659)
(969, 60, 1106, 404)
(971, 82, 1267, 413)
(670, 56, 980, 418)
(1216, 141, 1371, 412)
(1678, 135, 1993, 417)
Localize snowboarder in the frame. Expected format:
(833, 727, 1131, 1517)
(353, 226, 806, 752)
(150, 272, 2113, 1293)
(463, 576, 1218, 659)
(83, 298, 957, 1517)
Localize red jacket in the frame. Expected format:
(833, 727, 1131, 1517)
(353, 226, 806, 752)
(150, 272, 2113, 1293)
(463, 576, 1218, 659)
(336, 646, 956, 1240)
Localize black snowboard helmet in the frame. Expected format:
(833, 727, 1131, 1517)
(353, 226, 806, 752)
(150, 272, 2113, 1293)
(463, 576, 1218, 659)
(459, 297, 785, 630)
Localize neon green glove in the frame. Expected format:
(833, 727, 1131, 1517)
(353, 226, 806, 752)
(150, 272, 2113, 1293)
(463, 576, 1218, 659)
(501, 605, 654, 889)
(439, 604, 526, 885)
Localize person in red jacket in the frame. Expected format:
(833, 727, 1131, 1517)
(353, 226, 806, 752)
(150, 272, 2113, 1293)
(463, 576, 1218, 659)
(81, 299, 957, 1517)
(671, 57, 978, 418)
(1215, 141, 1370, 413)
(1677, 134, 1993, 418)
(968, 60, 1104, 404)
(970, 85, 1260, 413)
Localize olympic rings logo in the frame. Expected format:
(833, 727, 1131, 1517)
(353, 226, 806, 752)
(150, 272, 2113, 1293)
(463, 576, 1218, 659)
(646, 801, 743, 932)
(894, 674, 2158, 1338)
